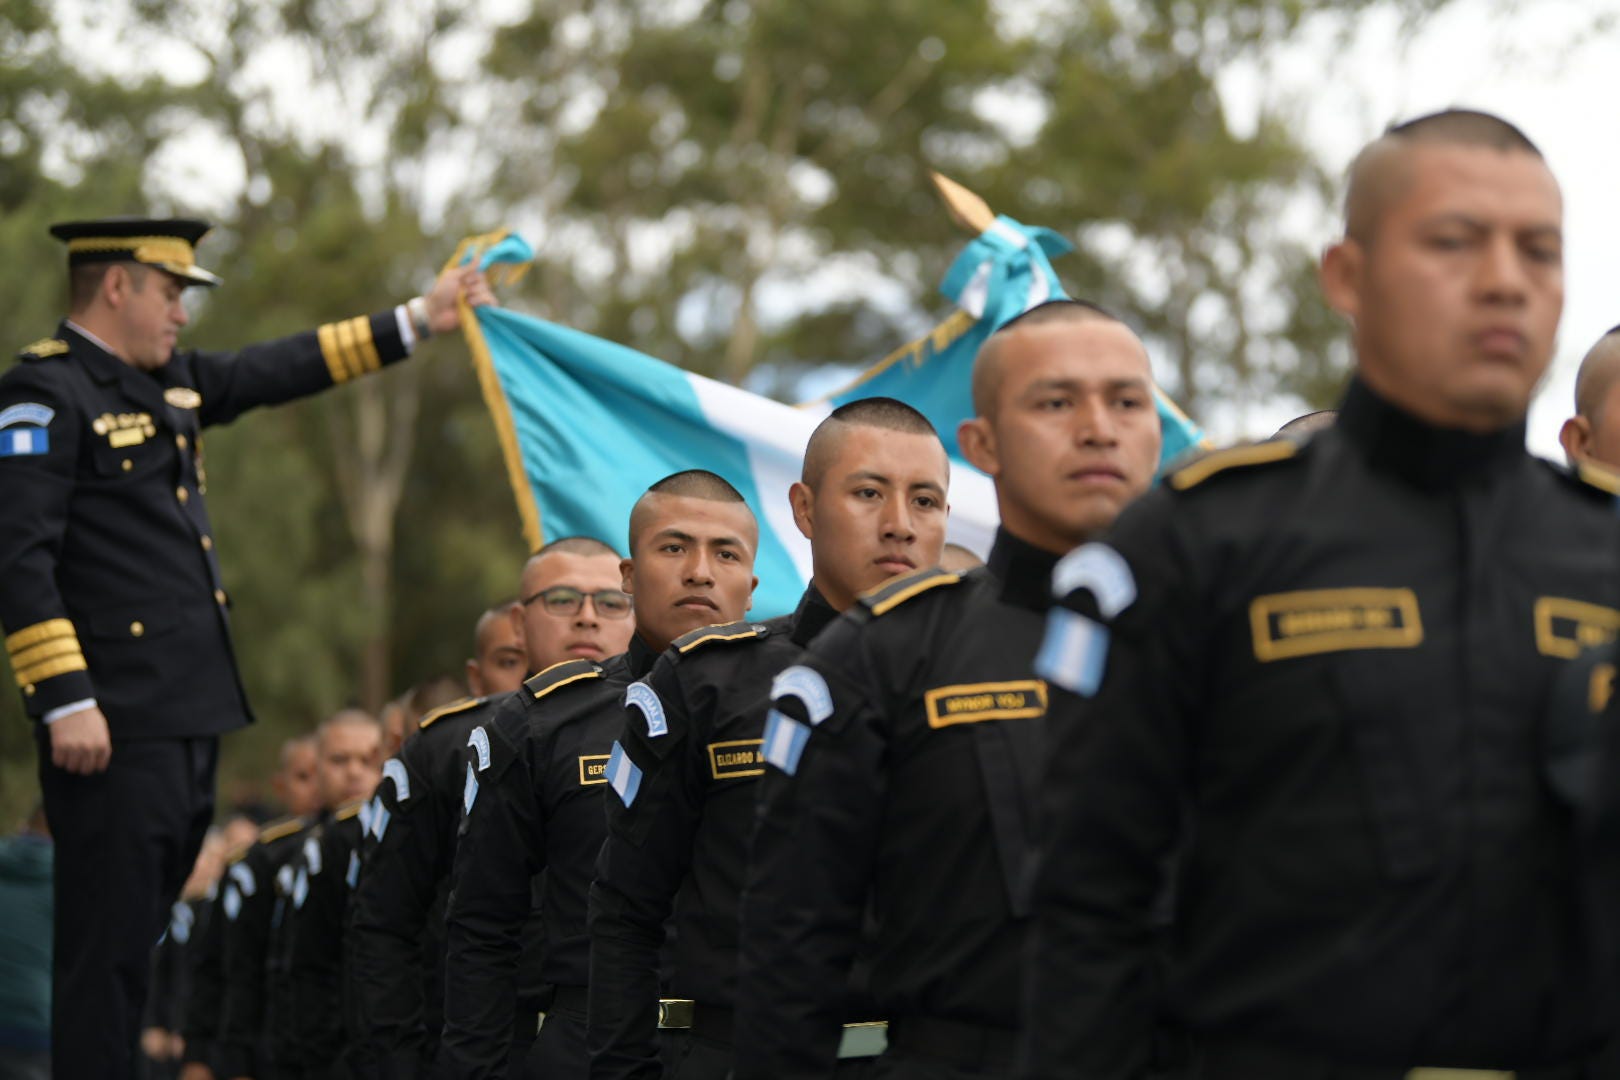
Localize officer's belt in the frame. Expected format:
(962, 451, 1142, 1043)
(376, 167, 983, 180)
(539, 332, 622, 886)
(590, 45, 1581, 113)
(659, 1000, 887, 1059)
(1191, 1034, 1592, 1080)
(885, 1015, 1018, 1070)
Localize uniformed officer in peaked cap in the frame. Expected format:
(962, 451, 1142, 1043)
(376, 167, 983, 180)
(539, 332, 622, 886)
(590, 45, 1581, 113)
(1024, 109, 1620, 1079)
(0, 215, 492, 1078)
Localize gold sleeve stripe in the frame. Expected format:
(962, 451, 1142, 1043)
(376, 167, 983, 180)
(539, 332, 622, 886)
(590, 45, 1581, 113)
(351, 316, 382, 374)
(15, 653, 88, 685)
(5, 619, 77, 655)
(317, 322, 349, 384)
(10, 637, 84, 672)
(334, 318, 363, 382)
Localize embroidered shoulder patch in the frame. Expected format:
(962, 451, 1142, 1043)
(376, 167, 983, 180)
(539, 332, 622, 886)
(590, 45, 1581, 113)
(18, 338, 67, 359)
(772, 665, 833, 724)
(1051, 543, 1136, 617)
(1249, 587, 1423, 662)
(0, 403, 55, 430)
(858, 566, 962, 617)
(525, 659, 604, 700)
(381, 758, 410, 803)
(626, 681, 668, 737)
(1167, 439, 1297, 492)
(673, 620, 770, 653)
(419, 695, 487, 730)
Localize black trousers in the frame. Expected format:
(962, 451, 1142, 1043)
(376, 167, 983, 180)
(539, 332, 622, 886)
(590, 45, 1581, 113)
(523, 1001, 585, 1079)
(36, 733, 217, 1080)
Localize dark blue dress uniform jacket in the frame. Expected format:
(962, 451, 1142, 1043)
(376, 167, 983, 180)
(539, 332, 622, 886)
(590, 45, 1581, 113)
(0, 313, 407, 735)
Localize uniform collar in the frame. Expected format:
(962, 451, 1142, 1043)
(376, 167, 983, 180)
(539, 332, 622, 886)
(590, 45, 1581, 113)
(988, 527, 1060, 612)
(789, 585, 838, 646)
(60, 319, 127, 385)
(1337, 376, 1526, 491)
(626, 632, 660, 678)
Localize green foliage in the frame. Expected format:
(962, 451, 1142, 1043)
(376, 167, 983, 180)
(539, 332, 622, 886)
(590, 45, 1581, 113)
(0, 0, 1443, 825)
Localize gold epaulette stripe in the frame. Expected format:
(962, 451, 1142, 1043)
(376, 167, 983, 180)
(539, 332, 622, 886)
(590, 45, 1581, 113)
(676, 625, 764, 653)
(20, 338, 67, 358)
(526, 659, 604, 700)
(13, 652, 87, 685)
(6, 618, 77, 655)
(336, 800, 364, 820)
(1578, 462, 1620, 497)
(257, 816, 307, 844)
(419, 695, 484, 730)
(865, 569, 961, 617)
(1168, 440, 1297, 492)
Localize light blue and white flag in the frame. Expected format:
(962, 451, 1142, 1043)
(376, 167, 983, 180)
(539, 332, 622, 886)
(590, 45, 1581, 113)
(458, 216, 1205, 620)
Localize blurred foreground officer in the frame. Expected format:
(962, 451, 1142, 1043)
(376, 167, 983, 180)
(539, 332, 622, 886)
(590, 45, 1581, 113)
(264, 710, 382, 1079)
(443, 473, 759, 1079)
(0, 217, 491, 1078)
(348, 547, 634, 1077)
(1024, 110, 1620, 1080)
(1559, 326, 1620, 469)
(589, 399, 950, 1080)
(736, 302, 1162, 1079)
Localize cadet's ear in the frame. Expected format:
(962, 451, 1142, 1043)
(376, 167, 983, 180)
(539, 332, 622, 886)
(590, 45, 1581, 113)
(1560, 415, 1591, 466)
(619, 557, 635, 594)
(1319, 239, 1364, 321)
(788, 481, 815, 540)
(958, 416, 999, 478)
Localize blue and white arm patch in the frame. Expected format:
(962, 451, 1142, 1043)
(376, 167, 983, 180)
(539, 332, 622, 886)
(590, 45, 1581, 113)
(0, 427, 48, 457)
(626, 681, 667, 737)
(222, 883, 242, 922)
(357, 799, 374, 836)
(303, 836, 323, 877)
(0, 403, 55, 429)
(606, 740, 643, 807)
(1034, 608, 1111, 698)
(467, 726, 492, 771)
(1052, 543, 1136, 617)
(382, 758, 410, 802)
(771, 665, 833, 725)
(463, 762, 479, 815)
(170, 901, 194, 945)
(276, 863, 295, 896)
(228, 861, 257, 898)
(292, 866, 310, 909)
(761, 709, 813, 776)
(367, 795, 391, 840)
(346, 850, 361, 889)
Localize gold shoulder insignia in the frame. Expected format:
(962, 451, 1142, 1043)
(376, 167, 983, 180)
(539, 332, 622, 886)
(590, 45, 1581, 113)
(859, 566, 962, 617)
(1575, 461, 1620, 497)
(19, 338, 68, 360)
(674, 621, 770, 654)
(336, 800, 364, 821)
(1168, 439, 1298, 492)
(257, 816, 307, 845)
(524, 659, 604, 701)
(418, 694, 488, 730)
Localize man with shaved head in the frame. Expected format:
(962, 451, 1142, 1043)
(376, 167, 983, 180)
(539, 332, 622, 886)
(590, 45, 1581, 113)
(1024, 109, 1620, 1079)
(1559, 326, 1620, 469)
(735, 302, 1160, 1078)
(443, 475, 758, 1078)
(590, 397, 950, 1079)
(349, 541, 635, 1076)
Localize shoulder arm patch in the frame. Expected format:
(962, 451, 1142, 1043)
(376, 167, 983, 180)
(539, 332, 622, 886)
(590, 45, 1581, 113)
(673, 620, 771, 654)
(18, 338, 67, 360)
(257, 815, 307, 845)
(1167, 439, 1298, 491)
(525, 658, 605, 700)
(418, 694, 489, 730)
(858, 566, 962, 617)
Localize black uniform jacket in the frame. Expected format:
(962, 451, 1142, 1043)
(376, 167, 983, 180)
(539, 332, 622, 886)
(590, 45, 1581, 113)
(1024, 378, 1620, 1078)
(217, 815, 316, 1078)
(0, 313, 406, 733)
(734, 534, 1055, 1078)
(439, 637, 658, 1078)
(181, 879, 228, 1072)
(267, 803, 366, 1071)
(588, 589, 837, 1079)
(347, 693, 510, 1078)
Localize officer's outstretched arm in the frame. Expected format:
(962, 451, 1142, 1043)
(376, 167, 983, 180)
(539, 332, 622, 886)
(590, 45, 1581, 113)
(1021, 498, 1199, 1080)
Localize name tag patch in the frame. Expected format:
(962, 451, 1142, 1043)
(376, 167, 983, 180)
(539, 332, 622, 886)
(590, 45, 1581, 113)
(579, 754, 610, 785)
(1534, 597, 1620, 659)
(708, 739, 765, 780)
(923, 680, 1047, 729)
(1249, 588, 1423, 662)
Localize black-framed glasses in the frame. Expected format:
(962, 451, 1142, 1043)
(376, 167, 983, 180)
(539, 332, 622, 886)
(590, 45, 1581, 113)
(521, 585, 633, 620)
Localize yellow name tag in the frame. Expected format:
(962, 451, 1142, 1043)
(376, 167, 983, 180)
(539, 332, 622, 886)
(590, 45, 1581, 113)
(923, 680, 1048, 729)
(108, 428, 146, 448)
(1533, 597, 1620, 659)
(708, 739, 764, 780)
(578, 754, 609, 785)
(1249, 587, 1423, 662)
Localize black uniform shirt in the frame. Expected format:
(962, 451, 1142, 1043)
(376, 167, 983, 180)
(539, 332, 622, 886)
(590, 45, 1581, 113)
(588, 589, 837, 1079)
(1024, 378, 1620, 1077)
(439, 637, 658, 1078)
(0, 314, 408, 733)
(347, 692, 509, 1076)
(180, 880, 228, 1071)
(216, 816, 315, 1079)
(267, 803, 366, 1070)
(734, 535, 1055, 1078)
